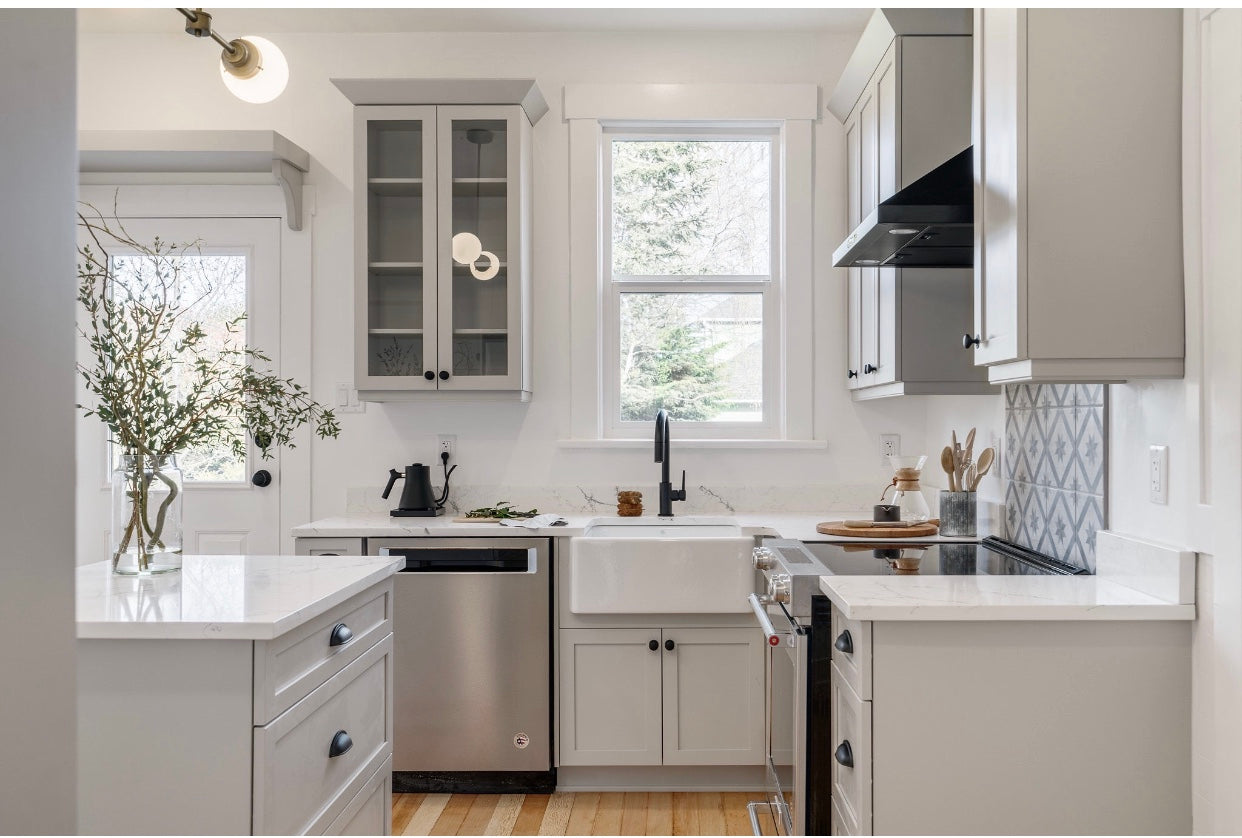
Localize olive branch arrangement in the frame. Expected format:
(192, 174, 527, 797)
(76, 206, 341, 570)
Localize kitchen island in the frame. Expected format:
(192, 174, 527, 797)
(77, 554, 401, 836)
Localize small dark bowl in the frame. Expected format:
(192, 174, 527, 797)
(873, 503, 901, 522)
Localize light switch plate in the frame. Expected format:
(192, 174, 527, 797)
(334, 383, 365, 414)
(1149, 445, 1168, 504)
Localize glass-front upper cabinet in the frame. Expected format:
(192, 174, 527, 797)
(355, 105, 438, 390)
(354, 104, 532, 400)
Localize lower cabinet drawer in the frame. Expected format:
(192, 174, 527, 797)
(830, 603, 872, 700)
(830, 660, 872, 836)
(253, 633, 393, 836)
(323, 755, 392, 836)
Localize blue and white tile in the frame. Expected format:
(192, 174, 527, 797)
(1069, 493, 1105, 572)
(1033, 486, 1076, 564)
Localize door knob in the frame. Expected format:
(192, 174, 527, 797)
(649, 639, 659, 651)
(665, 639, 676, 651)
(963, 334, 982, 349)
(863, 363, 877, 374)
(253, 431, 272, 449)
(439, 370, 450, 380)
(847, 369, 858, 379)
(251, 469, 272, 487)
(424, 370, 435, 381)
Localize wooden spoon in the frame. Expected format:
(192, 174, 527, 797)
(970, 447, 996, 490)
(941, 446, 956, 491)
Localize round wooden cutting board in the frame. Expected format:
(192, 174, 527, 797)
(817, 520, 939, 538)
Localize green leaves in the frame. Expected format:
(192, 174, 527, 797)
(76, 206, 340, 467)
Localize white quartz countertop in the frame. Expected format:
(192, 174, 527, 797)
(77, 555, 403, 640)
(819, 574, 1196, 621)
(291, 512, 986, 543)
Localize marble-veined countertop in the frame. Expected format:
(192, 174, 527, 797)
(76, 554, 403, 640)
(291, 512, 987, 543)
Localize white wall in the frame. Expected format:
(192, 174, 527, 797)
(76, 27, 931, 516)
(0, 10, 78, 834)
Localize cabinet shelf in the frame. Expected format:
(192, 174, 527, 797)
(452, 328, 508, 335)
(368, 262, 423, 275)
(452, 178, 507, 197)
(367, 178, 423, 196)
(368, 329, 424, 335)
(452, 261, 507, 271)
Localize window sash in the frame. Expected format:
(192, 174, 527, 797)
(601, 124, 784, 440)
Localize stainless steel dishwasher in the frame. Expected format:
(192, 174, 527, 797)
(368, 537, 553, 793)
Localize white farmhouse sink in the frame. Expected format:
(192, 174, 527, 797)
(569, 517, 753, 614)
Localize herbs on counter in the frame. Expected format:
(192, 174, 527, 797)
(463, 502, 539, 520)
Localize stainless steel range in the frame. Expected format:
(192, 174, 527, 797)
(745, 536, 1086, 836)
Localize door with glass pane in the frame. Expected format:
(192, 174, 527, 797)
(355, 105, 439, 391)
(75, 217, 283, 562)
(436, 105, 524, 390)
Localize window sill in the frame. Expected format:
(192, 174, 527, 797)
(557, 438, 827, 450)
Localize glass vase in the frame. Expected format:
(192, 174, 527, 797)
(111, 453, 183, 575)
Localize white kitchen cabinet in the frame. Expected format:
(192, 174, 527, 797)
(558, 627, 765, 768)
(296, 537, 365, 557)
(351, 104, 533, 401)
(827, 602, 1191, 834)
(835, 28, 993, 399)
(78, 578, 395, 836)
(970, 9, 1183, 382)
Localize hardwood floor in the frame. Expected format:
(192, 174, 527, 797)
(392, 791, 779, 836)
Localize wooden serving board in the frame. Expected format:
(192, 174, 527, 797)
(817, 520, 939, 538)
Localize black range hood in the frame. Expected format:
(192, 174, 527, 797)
(832, 146, 973, 269)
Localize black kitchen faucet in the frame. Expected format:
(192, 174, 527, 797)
(654, 409, 687, 517)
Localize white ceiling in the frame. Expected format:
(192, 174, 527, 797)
(78, 7, 873, 35)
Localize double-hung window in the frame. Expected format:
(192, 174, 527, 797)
(602, 126, 780, 439)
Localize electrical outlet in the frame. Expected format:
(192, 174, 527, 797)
(333, 383, 364, 414)
(438, 434, 456, 461)
(880, 434, 901, 457)
(1149, 444, 1168, 504)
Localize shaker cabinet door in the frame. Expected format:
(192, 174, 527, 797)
(558, 629, 663, 766)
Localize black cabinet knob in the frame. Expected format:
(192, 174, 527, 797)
(834, 740, 854, 768)
(329, 730, 353, 758)
(665, 639, 676, 651)
(424, 370, 435, 381)
(834, 630, 853, 655)
(863, 364, 877, 374)
(251, 469, 272, 487)
(254, 431, 272, 450)
(963, 333, 982, 349)
(649, 639, 659, 651)
(439, 370, 450, 380)
(847, 369, 858, 379)
(329, 622, 354, 647)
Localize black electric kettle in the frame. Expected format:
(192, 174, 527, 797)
(382, 463, 443, 517)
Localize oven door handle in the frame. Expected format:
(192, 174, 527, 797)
(748, 593, 795, 648)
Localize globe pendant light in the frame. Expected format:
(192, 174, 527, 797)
(178, 9, 289, 105)
(451, 128, 500, 281)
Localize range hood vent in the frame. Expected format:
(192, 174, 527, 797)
(832, 146, 973, 269)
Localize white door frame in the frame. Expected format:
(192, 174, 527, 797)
(78, 183, 316, 555)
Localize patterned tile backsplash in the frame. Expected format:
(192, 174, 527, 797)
(1003, 383, 1107, 571)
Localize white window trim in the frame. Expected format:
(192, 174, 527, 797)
(567, 83, 815, 444)
(602, 125, 780, 440)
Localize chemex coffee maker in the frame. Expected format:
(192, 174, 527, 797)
(382, 463, 447, 517)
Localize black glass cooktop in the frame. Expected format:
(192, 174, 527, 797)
(800, 536, 1088, 576)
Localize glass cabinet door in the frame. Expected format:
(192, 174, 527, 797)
(357, 106, 438, 389)
(436, 106, 521, 389)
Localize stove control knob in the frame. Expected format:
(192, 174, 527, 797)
(752, 546, 777, 571)
(767, 573, 792, 604)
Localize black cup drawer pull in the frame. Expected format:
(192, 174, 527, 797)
(834, 630, 854, 655)
(834, 740, 854, 768)
(329, 622, 354, 647)
(329, 730, 353, 758)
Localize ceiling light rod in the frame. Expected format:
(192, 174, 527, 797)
(176, 7, 259, 80)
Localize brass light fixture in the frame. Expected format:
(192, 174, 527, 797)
(176, 8, 289, 104)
